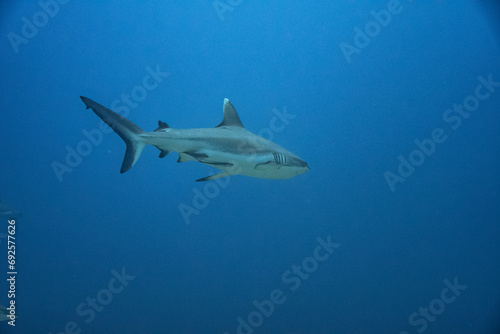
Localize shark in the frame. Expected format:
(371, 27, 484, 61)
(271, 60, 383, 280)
(80, 97, 309, 182)
(0, 305, 16, 322)
(0, 200, 22, 220)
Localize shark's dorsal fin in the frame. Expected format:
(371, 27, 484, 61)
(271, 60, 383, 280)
(154, 120, 170, 132)
(216, 98, 244, 128)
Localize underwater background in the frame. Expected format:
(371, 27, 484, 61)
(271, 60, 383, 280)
(1, 1, 500, 333)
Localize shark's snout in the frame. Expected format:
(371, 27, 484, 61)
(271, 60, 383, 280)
(289, 156, 310, 170)
(300, 161, 310, 175)
(288, 157, 310, 176)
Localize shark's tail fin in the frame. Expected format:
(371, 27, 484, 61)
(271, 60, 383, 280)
(80, 96, 146, 173)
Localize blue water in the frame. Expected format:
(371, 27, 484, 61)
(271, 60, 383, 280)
(1, 1, 499, 333)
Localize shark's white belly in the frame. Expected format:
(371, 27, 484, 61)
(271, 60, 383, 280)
(141, 129, 303, 179)
(200, 150, 299, 179)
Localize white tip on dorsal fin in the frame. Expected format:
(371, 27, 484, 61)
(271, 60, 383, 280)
(216, 98, 244, 128)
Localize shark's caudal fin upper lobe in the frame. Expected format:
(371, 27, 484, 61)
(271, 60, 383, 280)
(80, 96, 146, 173)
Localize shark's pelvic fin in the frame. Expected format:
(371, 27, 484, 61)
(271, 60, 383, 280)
(177, 152, 209, 163)
(216, 98, 244, 128)
(80, 96, 146, 173)
(196, 171, 230, 182)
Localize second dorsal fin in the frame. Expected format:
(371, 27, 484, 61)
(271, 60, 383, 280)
(154, 120, 170, 132)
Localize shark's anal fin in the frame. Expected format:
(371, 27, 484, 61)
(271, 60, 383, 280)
(196, 171, 230, 182)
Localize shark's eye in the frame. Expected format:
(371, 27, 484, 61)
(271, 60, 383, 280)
(273, 153, 287, 164)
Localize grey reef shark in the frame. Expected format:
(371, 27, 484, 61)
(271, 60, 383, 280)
(80, 97, 309, 182)
(0, 200, 22, 220)
(0, 305, 17, 321)
(0, 304, 16, 322)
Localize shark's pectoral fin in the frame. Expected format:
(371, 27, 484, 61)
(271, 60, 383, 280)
(205, 161, 234, 167)
(196, 171, 231, 182)
(178, 152, 209, 163)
